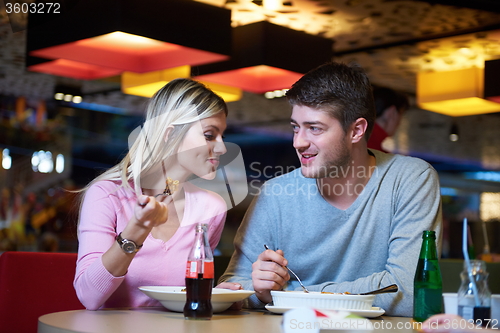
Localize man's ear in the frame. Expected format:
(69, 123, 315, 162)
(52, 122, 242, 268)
(164, 126, 174, 142)
(351, 118, 368, 144)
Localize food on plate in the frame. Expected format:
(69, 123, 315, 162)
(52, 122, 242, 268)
(321, 291, 351, 295)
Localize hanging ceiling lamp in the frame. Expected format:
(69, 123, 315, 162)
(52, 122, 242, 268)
(121, 66, 242, 102)
(198, 81, 242, 103)
(192, 21, 334, 94)
(26, 0, 231, 79)
(122, 66, 192, 98)
(27, 57, 122, 80)
(484, 58, 500, 104)
(417, 67, 500, 117)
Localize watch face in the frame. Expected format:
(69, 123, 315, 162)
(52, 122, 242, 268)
(122, 241, 137, 254)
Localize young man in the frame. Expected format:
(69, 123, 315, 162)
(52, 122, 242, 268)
(367, 86, 409, 152)
(220, 62, 442, 316)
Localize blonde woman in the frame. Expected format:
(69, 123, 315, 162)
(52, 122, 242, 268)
(74, 79, 239, 310)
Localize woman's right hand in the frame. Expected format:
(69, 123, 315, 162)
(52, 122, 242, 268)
(101, 194, 171, 277)
(134, 195, 170, 229)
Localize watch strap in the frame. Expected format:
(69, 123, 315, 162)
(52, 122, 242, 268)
(116, 232, 143, 253)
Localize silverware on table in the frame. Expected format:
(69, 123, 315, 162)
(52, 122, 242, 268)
(264, 244, 309, 293)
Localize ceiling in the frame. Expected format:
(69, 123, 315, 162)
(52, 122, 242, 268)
(197, 0, 500, 93)
(2, 0, 500, 100)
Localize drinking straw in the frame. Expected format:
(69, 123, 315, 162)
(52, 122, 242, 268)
(481, 221, 491, 256)
(467, 224, 475, 259)
(462, 218, 481, 306)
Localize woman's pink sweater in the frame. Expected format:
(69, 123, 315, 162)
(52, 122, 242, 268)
(74, 180, 226, 310)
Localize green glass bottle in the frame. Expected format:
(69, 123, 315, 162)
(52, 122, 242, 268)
(413, 230, 443, 322)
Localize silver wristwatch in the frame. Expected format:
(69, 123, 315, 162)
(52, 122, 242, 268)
(116, 233, 143, 254)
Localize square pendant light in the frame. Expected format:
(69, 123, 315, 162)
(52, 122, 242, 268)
(26, 0, 231, 78)
(122, 66, 192, 98)
(122, 66, 242, 103)
(197, 81, 243, 103)
(417, 67, 500, 117)
(27, 57, 122, 80)
(193, 21, 334, 94)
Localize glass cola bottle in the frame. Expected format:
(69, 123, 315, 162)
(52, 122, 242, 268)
(184, 223, 214, 320)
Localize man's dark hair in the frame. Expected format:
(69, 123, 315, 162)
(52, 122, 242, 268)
(286, 61, 376, 139)
(372, 86, 409, 118)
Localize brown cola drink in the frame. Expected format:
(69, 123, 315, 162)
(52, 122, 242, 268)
(184, 224, 214, 320)
(183, 273, 213, 319)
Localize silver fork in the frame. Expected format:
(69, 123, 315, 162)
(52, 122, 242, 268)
(139, 190, 172, 206)
(264, 245, 309, 293)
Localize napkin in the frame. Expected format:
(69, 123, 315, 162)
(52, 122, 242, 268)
(282, 308, 373, 333)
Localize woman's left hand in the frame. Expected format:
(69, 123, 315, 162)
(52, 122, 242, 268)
(215, 282, 243, 290)
(215, 282, 244, 310)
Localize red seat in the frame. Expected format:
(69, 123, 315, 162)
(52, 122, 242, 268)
(0, 251, 85, 333)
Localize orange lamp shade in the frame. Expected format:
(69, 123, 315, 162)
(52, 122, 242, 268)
(417, 67, 500, 116)
(26, 0, 231, 78)
(195, 65, 302, 95)
(30, 32, 229, 74)
(28, 59, 122, 80)
(193, 21, 333, 94)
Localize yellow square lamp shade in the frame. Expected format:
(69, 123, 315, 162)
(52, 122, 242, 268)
(121, 66, 191, 98)
(26, 0, 231, 79)
(417, 67, 500, 117)
(122, 66, 242, 103)
(198, 81, 242, 103)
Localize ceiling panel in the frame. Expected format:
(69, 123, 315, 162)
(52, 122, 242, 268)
(197, 0, 500, 94)
(335, 29, 500, 93)
(197, 0, 500, 51)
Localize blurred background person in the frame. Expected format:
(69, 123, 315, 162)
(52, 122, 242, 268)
(367, 86, 409, 152)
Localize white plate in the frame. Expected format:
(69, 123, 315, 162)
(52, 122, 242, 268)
(139, 286, 254, 313)
(265, 305, 385, 318)
(271, 290, 375, 310)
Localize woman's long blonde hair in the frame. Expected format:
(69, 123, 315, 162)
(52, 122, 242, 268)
(79, 78, 228, 197)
